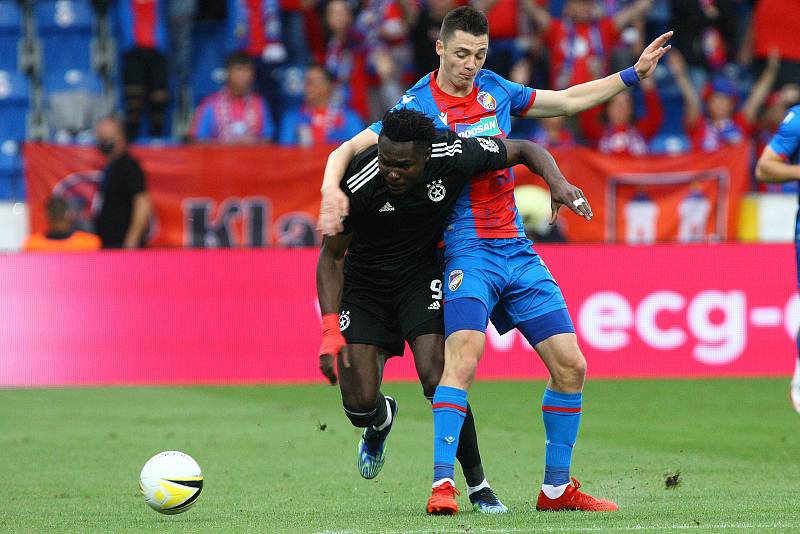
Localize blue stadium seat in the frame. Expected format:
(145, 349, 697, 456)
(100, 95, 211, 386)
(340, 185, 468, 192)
(0, 1, 22, 71)
(0, 139, 23, 200)
(43, 68, 102, 95)
(0, 70, 29, 140)
(34, 0, 95, 73)
(190, 22, 227, 106)
(649, 133, 691, 155)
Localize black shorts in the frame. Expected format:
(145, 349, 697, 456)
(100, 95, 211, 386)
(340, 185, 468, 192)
(340, 265, 444, 357)
(123, 47, 168, 94)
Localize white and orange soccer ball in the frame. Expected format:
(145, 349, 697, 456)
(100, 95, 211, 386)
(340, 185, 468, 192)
(139, 451, 203, 515)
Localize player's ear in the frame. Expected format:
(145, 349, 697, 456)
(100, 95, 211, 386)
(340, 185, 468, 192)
(435, 39, 444, 57)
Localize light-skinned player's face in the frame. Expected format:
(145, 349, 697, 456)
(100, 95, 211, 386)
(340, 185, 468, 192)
(377, 137, 431, 196)
(436, 30, 488, 91)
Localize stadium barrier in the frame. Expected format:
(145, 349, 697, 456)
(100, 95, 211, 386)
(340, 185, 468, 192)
(1, 244, 795, 387)
(24, 142, 751, 247)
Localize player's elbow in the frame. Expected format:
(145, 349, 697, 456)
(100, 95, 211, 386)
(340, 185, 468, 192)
(754, 162, 767, 182)
(755, 159, 773, 182)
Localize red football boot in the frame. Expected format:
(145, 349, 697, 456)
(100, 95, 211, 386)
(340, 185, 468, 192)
(427, 481, 460, 515)
(536, 477, 619, 511)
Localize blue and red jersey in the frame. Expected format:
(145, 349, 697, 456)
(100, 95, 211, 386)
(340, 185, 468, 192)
(766, 105, 800, 241)
(115, 0, 166, 53)
(369, 70, 536, 247)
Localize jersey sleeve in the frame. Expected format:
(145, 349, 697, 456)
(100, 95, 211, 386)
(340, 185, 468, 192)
(368, 93, 427, 135)
(768, 108, 800, 160)
(494, 72, 536, 116)
(442, 134, 508, 178)
(338, 159, 369, 235)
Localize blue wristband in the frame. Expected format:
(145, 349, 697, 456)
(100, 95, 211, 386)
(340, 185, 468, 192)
(620, 66, 640, 87)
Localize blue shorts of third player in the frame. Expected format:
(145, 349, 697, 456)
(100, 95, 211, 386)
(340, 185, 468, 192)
(443, 237, 574, 338)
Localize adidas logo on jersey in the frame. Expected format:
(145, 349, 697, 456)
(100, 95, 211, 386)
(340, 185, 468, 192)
(379, 202, 395, 213)
(428, 301, 441, 310)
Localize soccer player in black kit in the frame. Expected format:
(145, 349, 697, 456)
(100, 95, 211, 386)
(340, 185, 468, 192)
(316, 109, 590, 512)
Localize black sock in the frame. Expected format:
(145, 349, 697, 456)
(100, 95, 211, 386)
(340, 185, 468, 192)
(367, 392, 388, 432)
(427, 395, 484, 487)
(457, 403, 485, 487)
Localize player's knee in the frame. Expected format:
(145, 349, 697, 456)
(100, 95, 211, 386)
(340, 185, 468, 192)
(552, 353, 586, 390)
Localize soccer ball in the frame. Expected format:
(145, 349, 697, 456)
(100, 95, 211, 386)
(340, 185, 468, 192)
(139, 451, 203, 515)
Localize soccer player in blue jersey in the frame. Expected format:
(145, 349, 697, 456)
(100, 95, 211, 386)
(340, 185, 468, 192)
(318, 6, 672, 514)
(756, 104, 800, 414)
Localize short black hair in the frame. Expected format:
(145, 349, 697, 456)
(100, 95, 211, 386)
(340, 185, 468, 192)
(380, 109, 437, 150)
(440, 6, 489, 45)
(225, 51, 253, 69)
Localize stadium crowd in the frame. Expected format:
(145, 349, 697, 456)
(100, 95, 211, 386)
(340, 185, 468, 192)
(3, 0, 799, 247)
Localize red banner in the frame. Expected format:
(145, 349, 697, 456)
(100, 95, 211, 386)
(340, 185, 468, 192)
(24, 143, 751, 246)
(24, 144, 332, 248)
(515, 143, 752, 243)
(1, 245, 795, 387)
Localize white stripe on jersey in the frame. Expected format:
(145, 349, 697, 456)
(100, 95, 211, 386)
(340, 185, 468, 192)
(349, 164, 381, 193)
(431, 139, 462, 158)
(346, 157, 378, 186)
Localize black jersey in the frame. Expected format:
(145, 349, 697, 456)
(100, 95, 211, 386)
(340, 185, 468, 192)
(341, 131, 508, 286)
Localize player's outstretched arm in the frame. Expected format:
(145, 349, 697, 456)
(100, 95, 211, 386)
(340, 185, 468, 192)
(526, 31, 672, 118)
(319, 129, 380, 236)
(501, 138, 592, 223)
(316, 233, 353, 384)
(756, 147, 800, 183)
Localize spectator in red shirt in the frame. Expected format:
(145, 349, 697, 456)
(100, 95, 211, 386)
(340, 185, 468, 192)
(579, 76, 662, 155)
(190, 52, 274, 144)
(671, 49, 780, 152)
(524, 0, 653, 89)
(278, 64, 365, 146)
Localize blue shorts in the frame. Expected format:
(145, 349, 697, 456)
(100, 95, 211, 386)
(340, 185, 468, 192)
(443, 237, 569, 336)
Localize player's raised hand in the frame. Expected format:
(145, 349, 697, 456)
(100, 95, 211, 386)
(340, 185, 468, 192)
(318, 186, 350, 236)
(634, 31, 673, 80)
(548, 180, 592, 224)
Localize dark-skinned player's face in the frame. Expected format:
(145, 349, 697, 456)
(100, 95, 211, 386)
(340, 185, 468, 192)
(377, 136, 432, 196)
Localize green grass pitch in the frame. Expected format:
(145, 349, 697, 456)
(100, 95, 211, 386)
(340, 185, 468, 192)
(2, 378, 799, 533)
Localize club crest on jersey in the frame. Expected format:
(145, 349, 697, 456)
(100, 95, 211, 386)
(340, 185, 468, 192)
(476, 91, 497, 110)
(427, 180, 446, 202)
(455, 116, 501, 138)
(477, 138, 500, 153)
(339, 310, 350, 331)
(448, 270, 464, 291)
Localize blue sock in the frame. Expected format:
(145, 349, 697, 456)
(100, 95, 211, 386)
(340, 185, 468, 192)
(541, 388, 582, 487)
(432, 385, 468, 484)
